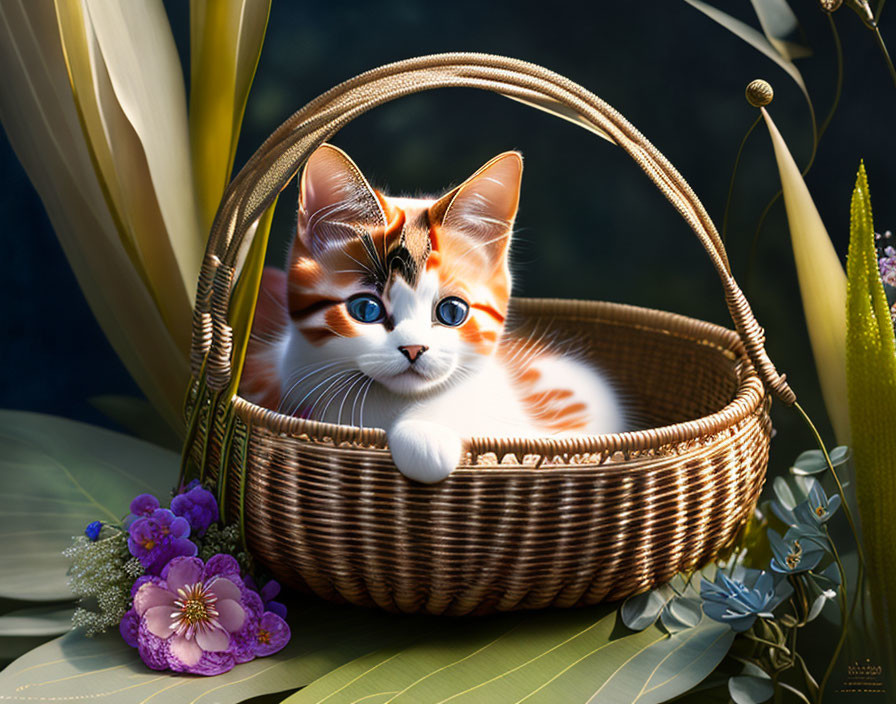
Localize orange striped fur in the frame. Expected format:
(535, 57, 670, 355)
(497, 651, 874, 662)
(241, 144, 619, 441)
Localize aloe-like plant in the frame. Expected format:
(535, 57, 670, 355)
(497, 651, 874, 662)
(845, 163, 896, 666)
(0, 0, 271, 433)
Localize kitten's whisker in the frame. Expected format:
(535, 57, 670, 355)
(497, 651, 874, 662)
(357, 378, 374, 429)
(279, 362, 349, 414)
(338, 374, 369, 426)
(319, 372, 363, 422)
(307, 370, 357, 421)
(286, 369, 351, 418)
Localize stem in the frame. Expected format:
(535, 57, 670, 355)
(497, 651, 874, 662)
(818, 528, 853, 702)
(792, 402, 870, 702)
(796, 652, 820, 700)
(780, 682, 814, 704)
(872, 25, 896, 89)
(745, 632, 792, 656)
(722, 115, 761, 244)
(818, 13, 845, 144)
(790, 576, 810, 625)
(793, 402, 867, 571)
(746, 12, 843, 288)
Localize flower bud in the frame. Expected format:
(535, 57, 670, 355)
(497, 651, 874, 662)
(746, 80, 774, 108)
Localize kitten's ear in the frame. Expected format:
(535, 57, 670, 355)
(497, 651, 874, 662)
(299, 143, 387, 255)
(431, 151, 523, 264)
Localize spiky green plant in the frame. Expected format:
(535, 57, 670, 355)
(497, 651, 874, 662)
(845, 162, 896, 662)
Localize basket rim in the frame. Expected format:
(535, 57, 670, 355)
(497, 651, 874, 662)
(225, 296, 768, 457)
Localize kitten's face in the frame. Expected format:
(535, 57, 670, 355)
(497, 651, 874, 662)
(287, 144, 522, 397)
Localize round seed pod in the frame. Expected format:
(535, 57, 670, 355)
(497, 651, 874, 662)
(746, 80, 774, 108)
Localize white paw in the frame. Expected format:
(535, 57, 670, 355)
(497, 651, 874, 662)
(387, 420, 461, 484)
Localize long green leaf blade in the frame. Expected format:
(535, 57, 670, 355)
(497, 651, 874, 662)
(226, 196, 278, 401)
(0, 1, 190, 430)
(761, 107, 849, 443)
(190, 0, 271, 232)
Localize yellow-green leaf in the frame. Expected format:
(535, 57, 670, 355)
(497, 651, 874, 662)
(54, 0, 196, 355)
(83, 0, 203, 312)
(190, 0, 271, 232)
(226, 196, 278, 401)
(845, 162, 896, 658)
(761, 107, 849, 444)
(283, 605, 733, 704)
(0, 1, 188, 431)
(749, 0, 812, 62)
(685, 0, 815, 138)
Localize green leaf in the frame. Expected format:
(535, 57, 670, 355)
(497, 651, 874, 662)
(684, 1, 812, 110)
(622, 585, 674, 631)
(845, 162, 896, 664)
(760, 107, 849, 444)
(0, 2, 190, 430)
(190, 0, 271, 232)
(89, 395, 182, 451)
(0, 605, 74, 637)
(790, 446, 851, 476)
(0, 602, 430, 704)
(749, 0, 812, 61)
(772, 476, 797, 509)
(0, 410, 178, 601)
(283, 607, 734, 704)
(227, 196, 279, 402)
(660, 597, 703, 634)
(728, 663, 773, 704)
(0, 604, 74, 667)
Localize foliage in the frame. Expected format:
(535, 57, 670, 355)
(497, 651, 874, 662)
(760, 107, 850, 444)
(0, 1, 271, 432)
(845, 163, 896, 666)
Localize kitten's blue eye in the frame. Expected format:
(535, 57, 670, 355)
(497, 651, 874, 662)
(346, 294, 385, 323)
(435, 297, 469, 326)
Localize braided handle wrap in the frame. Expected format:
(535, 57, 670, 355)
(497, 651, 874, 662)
(191, 53, 794, 404)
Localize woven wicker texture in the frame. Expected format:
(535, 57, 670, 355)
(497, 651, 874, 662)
(183, 53, 790, 616)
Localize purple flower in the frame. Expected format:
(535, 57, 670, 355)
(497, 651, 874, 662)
(120, 608, 139, 648)
(880, 245, 896, 287)
(130, 556, 247, 676)
(243, 575, 288, 620)
(123, 494, 161, 529)
(254, 612, 290, 656)
(84, 521, 102, 541)
(127, 509, 196, 575)
(171, 485, 219, 536)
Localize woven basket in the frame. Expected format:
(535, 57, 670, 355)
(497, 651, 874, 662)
(182, 53, 796, 617)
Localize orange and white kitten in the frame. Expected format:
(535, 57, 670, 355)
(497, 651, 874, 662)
(241, 144, 626, 483)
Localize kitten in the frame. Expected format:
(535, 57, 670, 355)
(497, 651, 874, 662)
(240, 144, 626, 483)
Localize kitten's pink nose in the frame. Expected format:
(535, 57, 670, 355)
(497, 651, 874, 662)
(398, 345, 428, 363)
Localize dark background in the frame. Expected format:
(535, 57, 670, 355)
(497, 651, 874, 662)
(2, 0, 894, 474)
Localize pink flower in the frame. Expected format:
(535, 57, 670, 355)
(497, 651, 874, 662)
(132, 556, 246, 675)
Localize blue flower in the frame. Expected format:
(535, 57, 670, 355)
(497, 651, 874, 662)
(793, 480, 841, 527)
(769, 527, 827, 574)
(84, 521, 102, 541)
(700, 567, 792, 632)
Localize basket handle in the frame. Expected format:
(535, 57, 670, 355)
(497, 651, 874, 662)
(192, 52, 795, 405)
